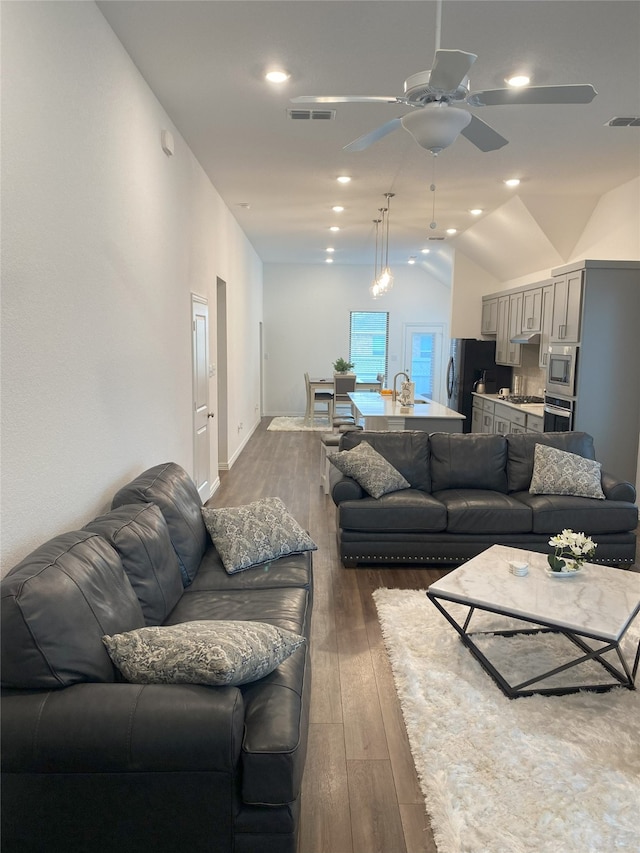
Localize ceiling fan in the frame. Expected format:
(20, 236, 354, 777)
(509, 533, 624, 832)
(291, 8, 597, 155)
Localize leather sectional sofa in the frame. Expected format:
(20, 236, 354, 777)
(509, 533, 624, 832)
(330, 431, 638, 568)
(1, 463, 312, 853)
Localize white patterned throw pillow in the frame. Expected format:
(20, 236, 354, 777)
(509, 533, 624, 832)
(329, 440, 411, 499)
(102, 620, 305, 686)
(529, 443, 605, 500)
(201, 496, 317, 574)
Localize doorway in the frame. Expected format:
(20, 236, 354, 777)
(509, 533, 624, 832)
(403, 323, 446, 403)
(191, 294, 210, 501)
(216, 277, 229, 470)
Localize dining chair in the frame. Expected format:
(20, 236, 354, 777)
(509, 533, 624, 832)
(332, 373, 357, 424)
(304, 372, 333, 425)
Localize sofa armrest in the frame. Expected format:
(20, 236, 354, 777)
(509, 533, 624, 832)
(330, 468, 365, 504)
(1, 682, 244, 774)
(601, 471, 637, 504)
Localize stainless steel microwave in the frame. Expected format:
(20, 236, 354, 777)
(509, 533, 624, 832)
(545, 345, 578, 396)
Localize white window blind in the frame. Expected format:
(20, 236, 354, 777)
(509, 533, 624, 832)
(349, 311, 389, 383)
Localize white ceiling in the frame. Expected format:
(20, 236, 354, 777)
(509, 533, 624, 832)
(97, 1, 640, 273)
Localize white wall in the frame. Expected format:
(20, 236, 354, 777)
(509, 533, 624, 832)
(263, 262, 453, 415)
(1, 1, 262, 571)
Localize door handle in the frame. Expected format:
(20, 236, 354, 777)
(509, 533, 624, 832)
(207, 412, 215, 418)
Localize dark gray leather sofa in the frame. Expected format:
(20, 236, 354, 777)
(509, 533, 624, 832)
(330, 431, 638, 567)
(1, 463, 312, 853)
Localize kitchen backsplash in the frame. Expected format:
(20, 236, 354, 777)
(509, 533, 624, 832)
(511, 346, 546, 397)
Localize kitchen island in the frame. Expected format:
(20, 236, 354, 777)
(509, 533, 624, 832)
(348, 391, 465, 432)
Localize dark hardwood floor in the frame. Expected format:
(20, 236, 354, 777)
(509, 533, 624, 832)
(206, 418, 639, 853)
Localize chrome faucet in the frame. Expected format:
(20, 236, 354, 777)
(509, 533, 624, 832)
(392, 371, 410, 401)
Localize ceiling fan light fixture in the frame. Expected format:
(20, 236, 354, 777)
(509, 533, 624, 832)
(401, 104, 472, 153)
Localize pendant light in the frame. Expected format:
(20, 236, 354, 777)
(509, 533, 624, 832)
(369, 218, 382, 299)
(376, 192, 395, 293)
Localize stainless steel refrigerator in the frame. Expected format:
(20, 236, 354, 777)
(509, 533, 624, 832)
(446, 339, 512, 432)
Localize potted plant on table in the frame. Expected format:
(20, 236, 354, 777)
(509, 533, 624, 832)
(547, 529, 596, 573)
(333, 357, 354, 374)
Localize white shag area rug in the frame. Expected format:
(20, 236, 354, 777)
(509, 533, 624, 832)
(373, 588, 640, 853)
(267, 416, 330, 432)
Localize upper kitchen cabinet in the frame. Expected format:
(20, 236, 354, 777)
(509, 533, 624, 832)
(495, 293, 522, 366)
(481, 297, 498, 335)
(539, 283, 554, 369)
(549, 270, 583, 342)
(521, 287, 543, 334)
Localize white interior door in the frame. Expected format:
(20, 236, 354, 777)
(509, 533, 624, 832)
(403, 323, 446, 403)
(191, 294, 211, 501)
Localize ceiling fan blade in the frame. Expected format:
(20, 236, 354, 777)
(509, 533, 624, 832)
(460, 114, 509, 152)
(428, 49, 477, 93)
(468, 84, 597, 107)
(343, 118, 403, 152)
(291, 95, 399, 104)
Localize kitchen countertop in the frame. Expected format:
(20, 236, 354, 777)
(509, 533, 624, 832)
(472, 392, 544, 419)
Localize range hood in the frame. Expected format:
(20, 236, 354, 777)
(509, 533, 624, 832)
(510, 332, 541, 345)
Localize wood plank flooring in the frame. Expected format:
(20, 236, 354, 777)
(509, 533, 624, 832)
(206, 419, 638, 853)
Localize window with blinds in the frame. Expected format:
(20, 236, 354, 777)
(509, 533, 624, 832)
(349, 311, 389, 383)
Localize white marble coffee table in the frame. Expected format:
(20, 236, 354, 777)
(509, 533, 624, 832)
(427, 544, 640, 698)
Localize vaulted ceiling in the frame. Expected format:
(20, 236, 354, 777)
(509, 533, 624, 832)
(98, 1, 640, 279)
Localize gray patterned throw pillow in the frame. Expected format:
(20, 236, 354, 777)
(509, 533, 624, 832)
(529, 443, 605, 499)
(201, 497, 317, 574)
(330, 440, 411, 499)
(102, 620, 305, 686)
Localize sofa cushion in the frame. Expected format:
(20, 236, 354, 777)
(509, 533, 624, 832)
(512, 492, 639, 535)
(339, 490, 447, 533)
(529, 443, 605, 500)
(187, 547, 313, 593)
(1, 531, 145, 689)
(102, 620, 305, 687)
(430, 433, 508, 493)
(201, 497, 317, 574)
(434, 489, 532, 534)
(84, 503, 184, 625)
(506, 432, 596, 493)
(111, 462, 207, 587)
(330, 441, 411, 498)
(339, 430, 432, 491)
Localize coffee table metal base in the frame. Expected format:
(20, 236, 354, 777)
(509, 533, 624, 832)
(428, 595, 640, 699)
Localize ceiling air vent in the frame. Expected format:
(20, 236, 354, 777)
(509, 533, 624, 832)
(428, 236, 445, 241)
(288, 109, 336, 120)
(605, 117, 640, 127)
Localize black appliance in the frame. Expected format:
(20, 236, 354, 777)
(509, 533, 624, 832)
(543, 395, 574, 432)
(446, 339, 512, 433)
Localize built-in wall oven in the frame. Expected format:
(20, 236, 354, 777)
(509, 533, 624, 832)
(545, 345, 578, 397)
(544, 395, 574, 432)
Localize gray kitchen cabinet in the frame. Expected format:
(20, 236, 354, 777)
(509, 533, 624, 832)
(521, 287, 543, 333)
(494, 402, 527, 434)
(471, 400, 484, 433)
(495, 296, 509, 363)
(506, 293, 523, 365)
(481, 297, 498, 334)
(538, 283, 554, 368)
(526, 414, 544, 434)
(550, 269, 583, 342)
(480, 397, 495, 433)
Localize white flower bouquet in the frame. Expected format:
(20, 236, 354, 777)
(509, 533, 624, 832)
(547, 529, 597, 572)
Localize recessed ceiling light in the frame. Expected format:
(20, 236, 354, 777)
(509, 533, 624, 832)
(326, 247, 335, 253)
(421, 248, 430, 254)
(504, 178, 521, 187)
(325, 257, 334, 263)
(408, 257, 416, 265)
(332, 205, 345, 213)
(506, 74, 530, 88)
(446, 228, 458, 235)
(265, 69, 290, 83)
(329, 225, 340, 232)
(469, 208, 483, 216)
(336, 176, 351, 184)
